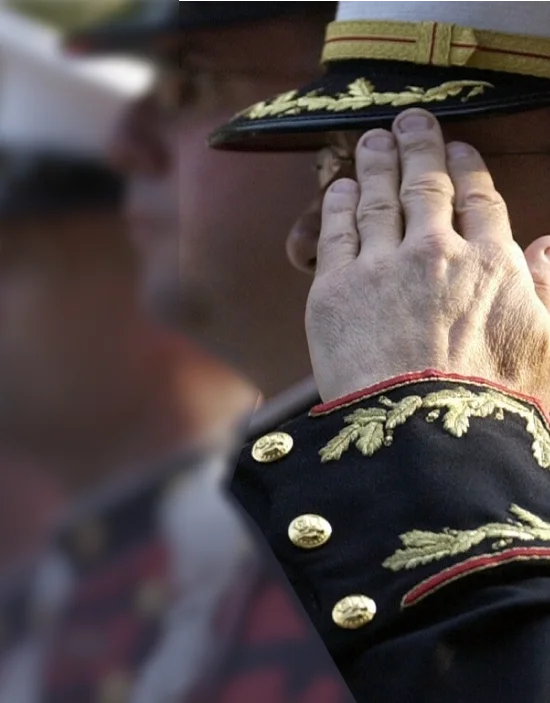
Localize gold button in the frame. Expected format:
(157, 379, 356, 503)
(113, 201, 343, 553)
(252, 432, 293, 463)
(332, 595, 377, 630)
(288, 514, 332, 549)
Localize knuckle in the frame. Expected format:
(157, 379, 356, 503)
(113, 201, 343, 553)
(422, 233, 454, 258)
(407, 231, 457, 266)
(399, 132, 441, 155)
(400, 174, 453, 204)
(323, 193, 355, 217)
(321, 210, 356, 240)
(356, 197, 400, 226)
(398, 130, 445, 159)
(320, 228, 355, 250)
(356, 157, 396, 180)
(476, 244, 516, 278)
(456, 188, 506, 213)
(364, 254, 393, 282)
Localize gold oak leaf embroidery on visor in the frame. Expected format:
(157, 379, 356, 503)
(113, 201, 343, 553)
(240, 78, 493, 120)
(319, 387, 550, 469)
(383, 504, 550, 571)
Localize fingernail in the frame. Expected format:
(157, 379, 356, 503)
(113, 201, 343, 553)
(397, 113, 434, 133)
(447, 142, 474, 159)
(331, 179, 358, 193)
(361, 133, 395, 151)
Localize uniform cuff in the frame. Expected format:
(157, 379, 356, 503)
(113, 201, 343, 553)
(310, 368, 547, 418)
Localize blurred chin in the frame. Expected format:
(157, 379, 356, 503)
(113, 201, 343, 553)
(140, 266, 247, 372)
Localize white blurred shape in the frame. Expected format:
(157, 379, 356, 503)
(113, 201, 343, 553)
(0, 6, 154, 157)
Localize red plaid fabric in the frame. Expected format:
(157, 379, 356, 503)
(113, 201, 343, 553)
(44, 538, 168, 702)
(205, 573, 352, 703)
(38, 465, 352, 703)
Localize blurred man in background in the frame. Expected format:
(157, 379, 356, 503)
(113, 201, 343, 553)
(0, 8, 255, 569)
(0, 150, 254, 490)
(0, 5, 352, 702)
(66, 0, 335, 400)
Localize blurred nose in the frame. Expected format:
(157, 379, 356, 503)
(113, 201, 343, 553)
(286, 195, 323, 274)
(107, 95, 170, 176)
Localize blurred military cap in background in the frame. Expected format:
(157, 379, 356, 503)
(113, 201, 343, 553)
(11, 0, 326, 56)
(0, 4, 154, 216)
(0, 150, 123, 219)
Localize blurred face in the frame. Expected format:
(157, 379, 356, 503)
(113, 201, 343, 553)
(0, 210, 146, 454)
(110, 19, 327, 397)
(287, 108, 550, 272)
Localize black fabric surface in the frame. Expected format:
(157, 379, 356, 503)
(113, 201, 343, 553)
(232, 375, 550, 701)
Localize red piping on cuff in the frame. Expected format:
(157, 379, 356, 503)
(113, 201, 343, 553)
(310, 369, 548, 419)
(402, 546, 550, 608)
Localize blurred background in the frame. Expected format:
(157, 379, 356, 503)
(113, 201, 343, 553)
(0, 0, 260, 568)
(0, 3, 349, 702)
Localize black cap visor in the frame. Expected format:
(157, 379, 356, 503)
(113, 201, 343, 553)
(209, 59, 550, 152)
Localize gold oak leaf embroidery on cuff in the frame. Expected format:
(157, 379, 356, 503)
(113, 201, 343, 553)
(319, 387, 550, 469)
(383, 504, 550, 571)
(239, 78, 493, 120)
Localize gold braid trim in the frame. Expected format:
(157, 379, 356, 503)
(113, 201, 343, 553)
(383, 504, 550, 571)
(323, 20, 550, 79)
(319, 386, 550, 470)
(240, 78, 492, 121)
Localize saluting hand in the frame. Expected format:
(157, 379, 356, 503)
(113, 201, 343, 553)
(306, 108, 550, 404)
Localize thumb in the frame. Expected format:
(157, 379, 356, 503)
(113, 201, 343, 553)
(524, 236, 550, 311)
(316, 178, 360, 277)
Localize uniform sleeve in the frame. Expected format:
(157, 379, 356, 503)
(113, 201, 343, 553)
(230, 369, 550, 703)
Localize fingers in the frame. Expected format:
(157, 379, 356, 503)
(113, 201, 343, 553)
(318, 110, 514, 276)
(316, 179, 360, 276)
(446, 142, 512, 244)
(354, 129, 402, 256)
(392, 109, 456, 243)
(524, 236, 550, 311)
